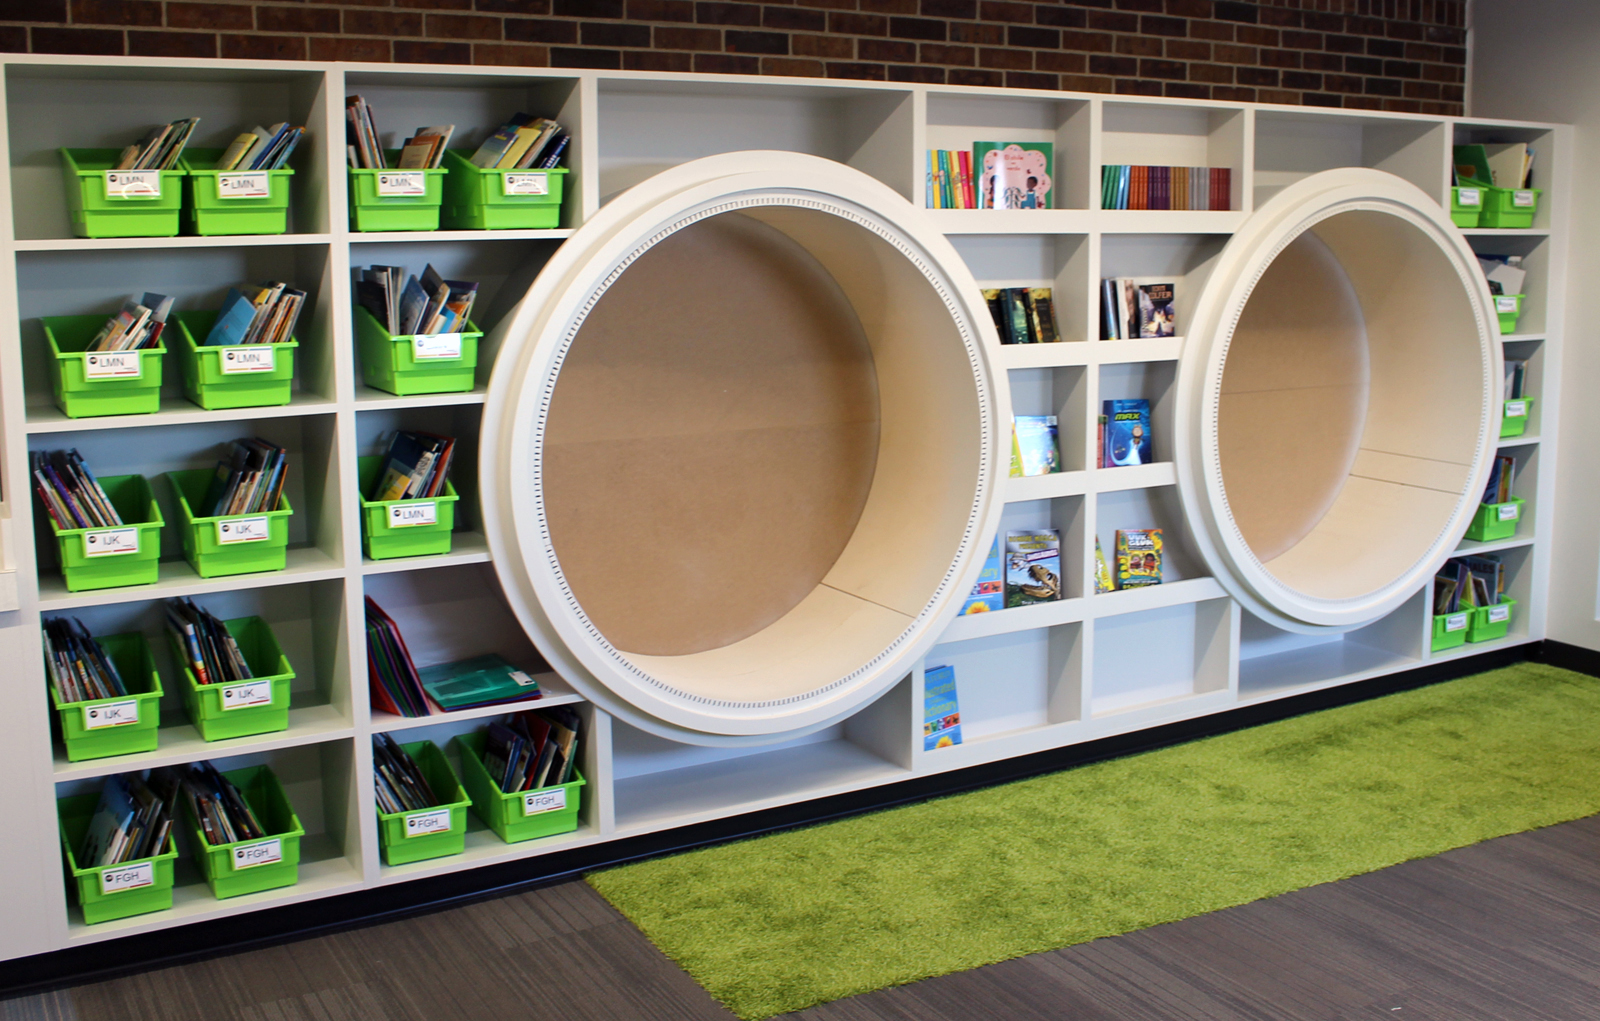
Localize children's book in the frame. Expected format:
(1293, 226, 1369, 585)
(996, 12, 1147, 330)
(923, 664, 962, 750)
(1137, 282, 1176, 337)
(1005, 529, 1062, 606)
(1102, 399, 1152, 466)
(975, 141, 1053, 209)
(1028, 288, 1060, 343)
(1094, 536, 1114, 594)
(959, 537, 1004, 614)
(1115, 529, 1163, 588)
(1011, 416, 1060, 477)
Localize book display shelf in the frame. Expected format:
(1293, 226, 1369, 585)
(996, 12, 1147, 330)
(0, 55, 1566, 965)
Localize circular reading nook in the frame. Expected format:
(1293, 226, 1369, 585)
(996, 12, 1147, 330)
(482, 152, 1008, 745)
(1177, 169, 1503, 633)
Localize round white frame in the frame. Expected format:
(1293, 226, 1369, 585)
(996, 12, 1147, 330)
(1176, 169, 1503, 633)
(481, 152, 1009, 745)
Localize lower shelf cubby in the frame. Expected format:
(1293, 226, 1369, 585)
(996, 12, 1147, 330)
(1089, 597, 1234, 717)
(1238, 591, 1425, 702)
(924, 624, 1084, 745)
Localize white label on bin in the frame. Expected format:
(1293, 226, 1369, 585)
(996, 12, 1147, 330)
(502, 172, 549, 196)
(221, 346, 276, 374)
(83, 351, 142, 380)
(99, 860, 154, 895)
(521, 787, 567, 816)
(387, 501, 437, 528)
(231, 838, 282, 870)
(83, 527, 139, 557)
(404, 808, 452, 837)
(83, 699, 139, 729)
(1495, 296, 1520, 313)
(1505, 399, 1527, 417)
(376, 171, 427, 196)
(511, 670, 536, 687)
(1513, 190, 1535, 207)
(104, 170, 161, 198)
(1498, 502, 1520, 521)
(1488, 604, 1511, 623)
(216, 171, 271, 199)
(220, 680, 273, 710)
(216, 515, 270, 545)
(412, 333, 462, 360)
(1457, 187, 1481, 207)
(1445, 612, 1468, 633)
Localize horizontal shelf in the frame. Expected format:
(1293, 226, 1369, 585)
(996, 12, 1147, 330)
(1240, 640, 1421, 703)
(928, 209, 1246, 235)
(371, 673, 585, 733)
(354, 384, 487, 410)
(1094, 337, 1183, 363)
(1096, 210, 1248, 234)
(52, 704, 353, 780)
(997, 337, 1182, 369)
(26, 394, 338, 434)
(1089, 576, 1225, 618)
(1007, 470, 1088, 502)
(1499, 434, 1540, 446)
(376, 822, 601, 884)
(14, 233, 334, 253)
(1003, 461, 1178, 503)
(38, 546, 345, 610)
(361, 531, 490, 574)
(1094, 461, 1177, 492)
(1427, 632, 1537, 661)
(1462, 228, 1550, 238)
(348, 228, 574, 244)
(1453, 534, 1535, 556)
(1500, 333, 1545, 343)
(939, 595, 1088, 644)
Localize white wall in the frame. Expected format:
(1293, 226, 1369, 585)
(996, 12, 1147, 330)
(1474, 0, 1600, 652)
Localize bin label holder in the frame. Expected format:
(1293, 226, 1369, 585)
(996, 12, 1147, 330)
(216, 515, 271, 544)
(83, 527, 139, 557)
(83, 352, 142, 380)
(1505, 399, 1527, 418)
(220, 680, 274, 709)
(503, 172, 550, 196)
(217, 172, 270, 199)
(99, 860, 154, 895)
(1457, 186, 1481, 207)
(1497, 502, 1520, 522)
(376, 172, 427, 196)
(221, 346, 276, 373)
(1488, 604, 1512, 624)
(404, 808, 452, 837)
(522, 787, 567, 815)
(104, 170, 161, 198)
(1444, 612, 1468, 633)
(1495, 296, 1519, 314)
(387, 501, 438, 528)
(1513, 190, 1535, 207)
(83, 699, 139, 729)
(412, 333, 462, 360)
(232, 837, 283, 870)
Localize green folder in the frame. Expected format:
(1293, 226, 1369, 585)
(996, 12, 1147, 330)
(418, 654, 541, 710)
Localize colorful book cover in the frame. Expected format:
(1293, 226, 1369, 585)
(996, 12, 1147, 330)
(1028, 288, 1060, 343)
(1102, 398, 1152, 466)
(1005, 287, 1031, 343)
(1137, 283, 1176, 337)
(1115, 528, 1163, 588)
(976, 141, 1053, 209)
(1094, 536, 1114, 594)
(1005, 529, 1062, 606)
(959, 536, 1004, 614)
(923, 664, 962, 750)
(1012, 415, 1060, 477)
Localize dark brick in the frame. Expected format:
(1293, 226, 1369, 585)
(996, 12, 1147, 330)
(1344, 55, 1381, 75)
(1008, 26, 1058, 48)
(1301, 51, 1341, 71)
(582, 20, 649, 45)
(0, 0, 64, 22)
(1116, 35, 1163, 57)
(1386, 20, 1424, 41)
(1325, 33, 1363, 54)
(256, 6, 339, 33)
(1404, 79, 1443, 100)
(1323, 73, 1362, 93)
(69, 0, 159, 27)
(1422, 62, 1461, 83)
(1302, 11, 1342, 32)
(166, 3, 251, 30)
(128, 29, 214, 56)
(1301, 91, 1343, 107)
(890, 16, 943, 39)
(763, 55, 825, 76)
(1116, 0, 1163, 12)
(826, 60, 886, 79)
(696, 2, 759, 25)
(921, 42, 973, 64)
(1257, 88, 1298, 105)
(1087, 10, 1137, 32)
(1035, 49, 1085, 73)
(1166, 0, 1211, 16)
(655, 26, 718, 48)
(948, 22, 1003, 43)
(1190, 20, 1232, 40)
(1366, 37, 1404, 57)
(1235, 25, 1276, 46)
(1257, 6, 1299, 28)
(396, 0, 471, 10)
(921, 0, 976, 17)
(1213, 0, 1255, 23)
(1259, 48, 1298, 68)
(765, 7, 825, 32)
(311, 36, 393, 60)
(624, 48, 690, 69)
(0, 26, 22, 49)
(628, 0, 693, 20)
(1035, 5, 1086, 27)
(1364, 76, 1402, 96)
(1164, 81, 1210, 99)
(947, 67, 1003, 86)
(792, 33, 852, 57)
(475, 0, 552, 13)
(1088, 53, 1136, 76)
(1406, 42, 1444, 63)
(1213, 43, 1254, 63)
(1165, 39, 1208, 60)
(345, 11, 424, 36)
(1235, 65, 1277, 86)
(475, 42, 551, 65)
(1115, 77, 1164, 96)
(829, 12, 888, 34)
(1282, 30, 1320, 49)
(695, 51, 759, 72)
(430, 14, 503, 39)
(1442, 83, 1465, 103)
(220, 33, 306, 59)
(1007, 70, 1058, 90)
(1060, 72, 1115, 93)
(1344, 95, 1384, 110)
(887, 63, 945, 82)
(1187, 61, 1230, 82)
(727, 29, 786, 53)
(505, 18, 576, 42)
(1139, 57, 1185, 79)
(1212, 85, 1255, 101)
(550, 45, 623, 67)
(1281, 70, 1320, 90)
(556, 0, 620, 14)
(1140, 14, 1185, 37)
(979, 1, 1032, 22)
(861, 0, 918, 13)
(978, 45, 1030, 69)
(859, 38, 915, 61)
(1059, 28, 1113, 52)
(1383, 59, 1422, 79)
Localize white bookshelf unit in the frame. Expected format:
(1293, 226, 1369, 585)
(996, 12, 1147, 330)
(0, 55, 1567, 965)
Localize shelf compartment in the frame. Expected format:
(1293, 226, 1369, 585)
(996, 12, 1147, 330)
(1099, 234, 1226, 346)
(1101, 103, 1247, 212)
(999, 491, 1086, 601)
(1009, 363, 1088, 473)
(1238, 592, 1424, 702)
(371, 671, 584, 733)
(1466, 232, 1550, 336)
(1451, 122, 1558, 233)
(1254, 111, 1447, 208)
(950, 233, 1090, 344)
(1090, 597, 1232, 717)
(1095, 484, 1201, 586)
(925, 92, 1093, 210)
(926, 621, 1085, 744)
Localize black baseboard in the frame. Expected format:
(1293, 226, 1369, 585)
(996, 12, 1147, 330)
(0, 639, 1552, 999)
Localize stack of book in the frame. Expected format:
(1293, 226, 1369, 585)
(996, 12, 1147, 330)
(115, 118, 198, 171)
(1101, 279, 1175, 339)
(203, 283, 305, 347)
(1101, 165, 1231, 210)
(373, 734, 442, 815)
(214, 123, 303, 171)
(357, 264, 478, 338)
(481, 708, 582, 793)
(927, 141, 1054, 209)
(85, 293, 173, 352)
(31, 449, 122, 531)
(1435, 554, 1506, 614)
(198, 438, 287, 517)
(181, 761, 266, 846)
(926, 149, 976, 208)
(370, 430, 455, 502)
(366, 596, 431, 717)
(1483, 454, 1517, 505)
(165, 598, 253, 686)
(42, 617, 127, 703)
(469, 114, 569, 170)
(78, 772, 178, 867)
(983, 287, 1059, 344)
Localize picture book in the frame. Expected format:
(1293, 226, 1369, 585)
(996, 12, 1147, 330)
(1461, 554, 1505, 606)
(1005, 529, 1062, 606)
(1137, 282, 1176, 337)
(1101, 278, 1175, 338)
(975, 142, 1053, 210)
(1011, 415, 1060, 477)
(1102, 398, 1152, 466)
(1115, 528, 1163, 588)
(1028, 288, 1060, 343)
(1094, 536, 1114, 594)
(923, 664, 962, 750)
(959, 537, 1004, 614)
(1482, 454, 1516, 505)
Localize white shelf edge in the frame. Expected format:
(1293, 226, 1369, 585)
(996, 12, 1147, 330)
(51, 705, 355, 781)
(1005, 470, 1089, 502)
(375, 823, 602, 884)
(347, 228, 575, 244)
(1093, 461, 1177, 492)
(1453, 534, 1536, 556)
(1088, 576, 1226, 618)
(998, 343, 1092, 369)
(37, 547, 346, 610)
(14, 233, 334, 252)
(938, 596, 1088, 644)
(1499, 433, 1540, 445)
(371, 680, 585, 733)
(1499, 333, 1544, 342)
(26, 395, 339, 434)
(354, 385, 487, 410)
(361, 532, 490, 574)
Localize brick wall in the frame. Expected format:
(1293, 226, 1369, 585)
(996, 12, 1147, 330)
(0, 0, 1468, 114)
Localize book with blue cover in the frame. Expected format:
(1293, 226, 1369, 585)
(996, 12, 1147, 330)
(959, 536, 1004, 614)
(1011, 415, 1060, 477)
(1102, 398, 1152, 466)
(923, 664, 961, 750)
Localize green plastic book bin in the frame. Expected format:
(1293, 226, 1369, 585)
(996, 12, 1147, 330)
(454, 731, 584, 844)
(357, 456, 459, 561)
(441, 150, 567, 231)
(167, 615, 294, 742)
(58, 792, 179, 924)
(1500, 397, 1534, 437)
(348, 151, 446, 232)
(47, 474, 163, 592)
(43, 315, 165, 419)
(1464, 497, 1523, 542)
(59, 148, 184, 239)
(1450, 185, 1483, 228)
(1479, 186, 1541, 228)
(1467, 597, 1516, 643)
(354, 306, 480, 397)
(377, 740, 473, 866)
(1431, 610, 1470, 653)
(179, 147, 293, 236)
(173, 310, 297, 410)
(183, 764, 304, 899)
(50, 632, 163, 762)
(166, 468, 292, 579)
(1493, 293, 1523, 334)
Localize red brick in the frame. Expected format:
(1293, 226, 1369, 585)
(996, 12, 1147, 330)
(1257, 88, 1300, 105)
(396, 0, 472, 9)
(654, 25, 719, 48)
(695, 51, 758, 72)
(128, 29, 214, 56)
(1089, 53, 1136, 76)
(889, 16, 944, 40)
(1281, 70, 1320, 90)
(829, 12, 888, 35)
(1187, 61, 1231, 83)
(1116, 36, 1163, 57)
(948, 22, 1003, 44)
(220, 33, 306, 59)
(312, 36, 393, 60)
(825, 60, 886, 79)
(1165, 0, 1211, 16)
(1282, 30, 1320, 49)
(1404, 79, 1442, 100)
(1212, 0, 1255, 22)
(1009, 25, 1057, 48)
(1346, 15, 1385, 36)
(1323, 73, 1362, 93)
(1405, 41, 1443, 63)
(1325, 34, 1364, 54)
(1213, 43, 1254, 63)
(549, 45, 621, 67)
(887, 63, 945, 82)
(1087, 10, 1137, 32)
(1301, 51, 1341, 71)
(1345, 55, 1381, 75)
(476, 0, 551, 12)
(1235, 65, 1277, 86)
(1421, 61, 1460, 83)
(1139, 57, 1185, 80)
(505, 18, 576, 43)
(977, 45, 1029, 69)
(1006, 70, 1057, 89)
(394, 39, 473, 61)
(1385, 20, 1424, 41)
(475, 42, 551, 65)
(859, 38, 915, 61)
(166, 3, 251, 31)
(1165, 38, 1208, 60)
(765, 7, 826, 32)
(1060, 29, 1114, 52)
(557, 0, 620, 13)
(1140, 14, 1186, 37)
(345, 11, 424, 36)
(256, 6, 339, 34)
(1035, 5, 1086, 28)
(921, 42, 973, 64)
(1115, 78, 1163, 96)
(728, 29, 788, 53)
(624, 48, 691, 70)
(1366, 37, 1404, 58)
(696, 2, 759, 26)
(1212, 85, 1254, 101)
(947, 67, 1003, 86)
(792, 33, 852, 58)
(0, 26, 24, 49)
(1301, 91, 1343, 108)
(763, 55, 825, 76)
(1034, 50, 1085, 73)
(1189, 20, 1232, 40)
(979, 1, 1031, 22)
(1258, 7, 1301, 28)
(861, 0, 918, 13)
(1116, 0, 1163, 12)
(628, 0, 692, 20)
(69, 0, 159, 27)
(1259, 48, 1298, 68)
(1235, 25, 1277, 46)
(582, 20, 650, 45)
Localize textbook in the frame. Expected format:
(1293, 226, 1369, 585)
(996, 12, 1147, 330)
(923, 664, 962, 750)
(959, 537, 1004, 614)
(1011, 415, 1061, 477)
(976, 142, 1053, 209)
(80, 772, 177, 868)
(1115, 529, 1163, 588)
(482, 707, 582, 792)
(1102, 398, 1152, 466)
(1005, 529, 1062, 606)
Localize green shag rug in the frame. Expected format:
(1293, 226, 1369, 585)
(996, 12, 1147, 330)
(587, 664, 1600, 1019)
